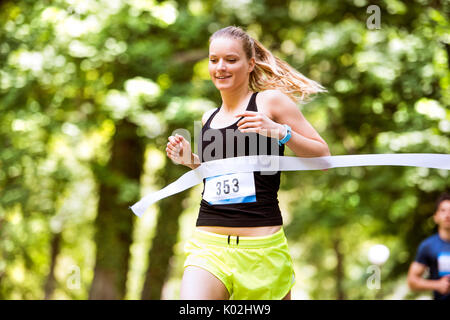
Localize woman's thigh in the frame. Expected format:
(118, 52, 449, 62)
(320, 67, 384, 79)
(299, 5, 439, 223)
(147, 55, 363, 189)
(180, 266, 230, 300)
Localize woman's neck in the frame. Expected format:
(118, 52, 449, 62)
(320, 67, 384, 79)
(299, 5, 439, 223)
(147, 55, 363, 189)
(219, 86, 252, 113)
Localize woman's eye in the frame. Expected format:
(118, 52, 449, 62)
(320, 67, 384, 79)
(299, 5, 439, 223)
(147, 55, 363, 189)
(228, 59, 236, 63)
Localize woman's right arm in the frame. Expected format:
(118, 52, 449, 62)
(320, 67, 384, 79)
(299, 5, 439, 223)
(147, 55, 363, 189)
(165, 109, 215, 170)
(166, 134, 201, 170)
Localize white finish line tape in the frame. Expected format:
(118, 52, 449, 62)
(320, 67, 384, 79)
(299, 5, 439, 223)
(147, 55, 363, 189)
(130, 153, 450, 217)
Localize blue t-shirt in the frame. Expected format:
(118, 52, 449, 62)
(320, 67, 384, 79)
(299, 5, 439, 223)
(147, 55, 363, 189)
(414, 233, 450, 300)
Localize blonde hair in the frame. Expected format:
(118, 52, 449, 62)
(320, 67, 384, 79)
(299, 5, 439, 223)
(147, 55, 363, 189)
(210, 26, 326, 103)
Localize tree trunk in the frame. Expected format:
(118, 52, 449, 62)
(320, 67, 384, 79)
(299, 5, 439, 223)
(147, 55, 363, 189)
(43, 232, 62, 299)
(140, 166, 188, 300)
(333, 236, 346, 300)
(140, 194, 186, 299)
(89, 120, 144, 300)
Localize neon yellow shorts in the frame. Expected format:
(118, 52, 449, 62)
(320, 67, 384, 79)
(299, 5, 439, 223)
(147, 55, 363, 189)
(183, 227, 295, 300)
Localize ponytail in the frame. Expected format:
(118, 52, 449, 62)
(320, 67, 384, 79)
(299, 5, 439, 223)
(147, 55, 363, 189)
(210, 26, 326, 103)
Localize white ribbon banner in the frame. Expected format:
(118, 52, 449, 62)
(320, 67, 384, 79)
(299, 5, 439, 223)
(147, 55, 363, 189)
(130, 153, 450, 217)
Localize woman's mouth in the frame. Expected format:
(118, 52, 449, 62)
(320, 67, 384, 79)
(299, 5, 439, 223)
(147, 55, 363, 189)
(216, 75, 232, 80)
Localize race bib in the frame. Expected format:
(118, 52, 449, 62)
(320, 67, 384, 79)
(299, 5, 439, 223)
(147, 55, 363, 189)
(203, 172, 256, 205)
(438, 252, 450, 277)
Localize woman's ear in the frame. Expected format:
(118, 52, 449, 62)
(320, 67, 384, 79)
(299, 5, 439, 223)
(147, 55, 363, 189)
(248, 57, 256, 73)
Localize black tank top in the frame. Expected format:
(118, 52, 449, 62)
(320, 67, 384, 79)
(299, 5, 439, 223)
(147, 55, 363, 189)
(196, 92, 284, 227)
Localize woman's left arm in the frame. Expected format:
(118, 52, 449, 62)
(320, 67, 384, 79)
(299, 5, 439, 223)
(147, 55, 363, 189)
(237, 90, 330, 158)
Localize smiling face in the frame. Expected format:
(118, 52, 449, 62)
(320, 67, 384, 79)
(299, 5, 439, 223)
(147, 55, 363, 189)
(208, 37, 255, 92)
(434, 200, 450, 230)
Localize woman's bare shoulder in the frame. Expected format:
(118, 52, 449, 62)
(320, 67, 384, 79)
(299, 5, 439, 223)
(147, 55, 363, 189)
(258, 89, 293, 104)
(257, 89, 296, 119)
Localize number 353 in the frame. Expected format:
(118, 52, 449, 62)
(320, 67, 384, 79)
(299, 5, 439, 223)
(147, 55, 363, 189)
(216, 178, 239, 196)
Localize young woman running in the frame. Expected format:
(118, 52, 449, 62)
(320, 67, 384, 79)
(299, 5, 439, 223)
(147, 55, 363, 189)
(166, 26, 330, 300)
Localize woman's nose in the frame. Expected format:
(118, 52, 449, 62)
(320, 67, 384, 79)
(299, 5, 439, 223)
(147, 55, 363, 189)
(217, 59, 226, 70)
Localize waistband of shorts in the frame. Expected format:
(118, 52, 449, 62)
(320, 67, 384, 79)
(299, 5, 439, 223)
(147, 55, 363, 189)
(192, 227, 286, 249)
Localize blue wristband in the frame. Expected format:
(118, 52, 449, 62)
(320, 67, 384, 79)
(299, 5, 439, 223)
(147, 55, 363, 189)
(278, 124, 292, 146)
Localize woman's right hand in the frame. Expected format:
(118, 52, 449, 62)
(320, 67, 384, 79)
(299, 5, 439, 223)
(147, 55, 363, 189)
(166, 134, 193, 167)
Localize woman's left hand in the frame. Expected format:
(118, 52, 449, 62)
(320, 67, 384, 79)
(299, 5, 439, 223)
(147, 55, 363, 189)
(236, 111, 285, 139)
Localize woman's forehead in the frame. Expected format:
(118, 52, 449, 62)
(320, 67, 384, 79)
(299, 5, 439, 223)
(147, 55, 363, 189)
(209, 37, 244, 56)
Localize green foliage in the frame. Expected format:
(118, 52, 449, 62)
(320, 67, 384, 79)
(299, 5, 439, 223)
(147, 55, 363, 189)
(0, 0, 448, 299)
